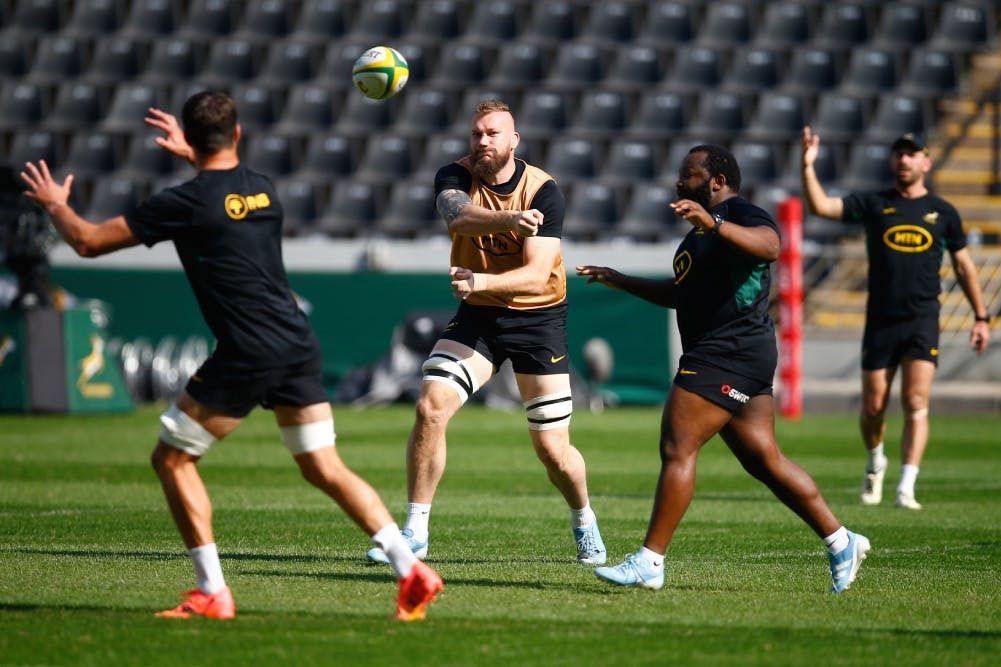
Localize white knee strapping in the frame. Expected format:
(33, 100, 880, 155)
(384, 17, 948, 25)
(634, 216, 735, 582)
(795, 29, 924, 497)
(525, 391, 573, 431)
(159, 404, 217, 457)
(906, 407, 929, 420)
(421, 351, 479, 403)
(280, 418, 335, 455)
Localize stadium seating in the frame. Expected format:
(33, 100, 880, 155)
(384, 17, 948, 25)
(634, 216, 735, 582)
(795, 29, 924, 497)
(1, 0, 996, 242)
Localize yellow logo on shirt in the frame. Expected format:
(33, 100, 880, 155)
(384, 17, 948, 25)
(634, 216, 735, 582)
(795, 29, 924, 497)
(883, 225, 933, 253)
(923, 211, 939, 225)
(225, 193, 271, 220)
(673, 250, 693, 284)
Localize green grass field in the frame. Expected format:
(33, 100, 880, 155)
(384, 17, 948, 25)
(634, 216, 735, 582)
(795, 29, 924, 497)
(2, 405, 999, 666)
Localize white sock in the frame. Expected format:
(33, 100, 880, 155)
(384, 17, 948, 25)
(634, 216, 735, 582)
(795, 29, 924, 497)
(867, 443, 887, 473)
(190, 543, 226, 594)
(824, 527, 850, 555)
(638, 546, 664, 568)
(570, 503, 596, 529)
(372, 522, 418, 579)
(898, 464, 919, 496)
(403, 503, 431, 542)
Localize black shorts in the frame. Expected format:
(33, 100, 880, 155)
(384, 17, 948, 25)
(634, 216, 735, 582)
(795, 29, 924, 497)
(439, 302, 569, 375)
(673, 357, 773, 413)
(861, 314, 940, 370)
(184, 353, 328, 418)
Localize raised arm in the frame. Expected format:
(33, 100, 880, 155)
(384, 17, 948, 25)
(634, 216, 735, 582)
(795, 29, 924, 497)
(436, 188, 542, 237)
(20, 160, 139, 258)
(801, 126, 844, 220)
(575, 265, 678, 309)
(451, 236, 561, 300)
(145, 107, 196, 166)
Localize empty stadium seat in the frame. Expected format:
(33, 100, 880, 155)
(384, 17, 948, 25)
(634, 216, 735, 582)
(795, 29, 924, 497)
(292, 0, 349, 43)
(604, 44, 664, 92)
(299, 132, 358, 179)
(8, 130, 62, 170)
(336, 90, 398, 133)
(63, 131, 122, 176)
(601, 139, 660, 183)
(522, 1, 579, 43)
(564, 181, 621, 241)
(0, 82, 49, 130)
(243, 134, 297, 175)
(431, 43, 490, 87)
(121, 0, 179, 37)
(663, 46, 723, 91)
(744, 93, 806, 142)
(814, 3, 871, 49)
(488, 42, 549, 86)
(46, 82, 108, 130)
(754, 2, 812, 46)
(898, 50, 960, 98)
(275, 84, 339, 133)
(229, 84, 281, 130)
(275, 178, 320, 235)
(395, 88, 456, 135)
(180, 0, 237, 37)
(196, 38, 262, 86)
(547, 42, 607, 90)
(930, 1, 995, 51)
(407, 0, 464, 43)
(86, 176, 142, 220)
(102, 83, 165, 131)
(356, 134, 419, 183)
(0, 35, 32, 78)
(317, 181, 383, 238)
(839, 47, 901, 95)
(123, 132, 177, 177)
(628, 91, 691, 140)
(465, 0, 522, 43)
(237, 0, 295, 40)
(9, 0, 64, 33)
(85, 36, 145, 83)
(376, 180, 439, 238)
(27, 35, 87, 82)
(721, 47, 781, 92)
(65, 0, 123, 36)
(572, 90, 629, 137)
(350, 0, 406, 40)
(142, 38, 204, 84)
(257, 41, 319, 85)
(686, 91, 747, 141)
(581, 1, 638, 44)
(614, 182, 680, 243)
(865, 95, 928, 143)
(809, 92, 869, 142)
(546, 137, 600, 181)
(698, 2, 752, 44)
(871, 2, 929, 49)
(640, 1, 696, 44)
(732, 141, 782, 187)
(517, 91, 570, 138)
(419, 134, 468, 180)
(783, 46, 840, 94)
(840, 141, 893, 191)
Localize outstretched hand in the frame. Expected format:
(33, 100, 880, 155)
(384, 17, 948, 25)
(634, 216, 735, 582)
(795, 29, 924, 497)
(145, 107, 195, 163)
(802, 126, 820, 168)
(575, 265, 623, 289)
(20, 159, 72, 212)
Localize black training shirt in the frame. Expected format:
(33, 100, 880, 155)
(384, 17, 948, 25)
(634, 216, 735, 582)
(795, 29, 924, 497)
(672, 196, 779, 383)
(841, 189, 965, 319)
(125, 165, 318, 368)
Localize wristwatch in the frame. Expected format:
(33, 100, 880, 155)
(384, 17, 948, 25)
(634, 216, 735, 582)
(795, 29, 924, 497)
(975, 313, 990, 323)
(711, 213, 725, 234)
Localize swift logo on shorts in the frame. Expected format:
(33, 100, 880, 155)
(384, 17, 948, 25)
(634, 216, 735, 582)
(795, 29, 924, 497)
(721, 384, 750, 404)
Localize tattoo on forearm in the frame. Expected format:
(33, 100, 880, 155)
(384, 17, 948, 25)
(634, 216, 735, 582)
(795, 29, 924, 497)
(436, 189, 471, 223)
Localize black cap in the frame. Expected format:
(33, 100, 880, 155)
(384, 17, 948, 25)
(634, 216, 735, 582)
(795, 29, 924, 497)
(891, 132, 929, 154)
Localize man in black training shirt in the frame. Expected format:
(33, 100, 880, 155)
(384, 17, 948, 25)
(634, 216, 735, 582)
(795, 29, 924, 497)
(577, 145, 869, 593)
(802, 128, 991, 510)
(20, 91, 442, 621)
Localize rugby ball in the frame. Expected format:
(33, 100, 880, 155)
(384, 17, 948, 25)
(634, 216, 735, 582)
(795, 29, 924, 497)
(351, 46, 409, 100)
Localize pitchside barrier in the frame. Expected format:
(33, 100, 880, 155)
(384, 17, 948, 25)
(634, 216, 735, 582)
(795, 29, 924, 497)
(40, 267, 673, 407)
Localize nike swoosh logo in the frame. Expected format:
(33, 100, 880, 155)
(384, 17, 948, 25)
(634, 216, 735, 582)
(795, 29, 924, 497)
(679, 369, 697, 375)
(550, 355, 567, 363)
(190, 375, 203, 382)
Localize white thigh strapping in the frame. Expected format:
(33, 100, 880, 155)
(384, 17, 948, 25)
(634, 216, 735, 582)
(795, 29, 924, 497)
(524, 391, 573, 431)
(280, 418, 335, 455)
(159, 404, 217, 457)
(421, 351, 480, 403)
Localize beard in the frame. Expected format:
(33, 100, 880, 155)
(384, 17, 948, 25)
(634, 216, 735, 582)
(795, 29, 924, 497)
(676, 180, 712, 210)
(472, 146, 513, 180)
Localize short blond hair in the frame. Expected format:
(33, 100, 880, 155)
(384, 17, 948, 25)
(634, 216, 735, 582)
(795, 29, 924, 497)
(473, 99, 512, 117)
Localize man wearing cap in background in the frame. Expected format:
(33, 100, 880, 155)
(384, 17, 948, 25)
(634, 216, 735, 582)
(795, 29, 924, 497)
(801, 127, 991, 510)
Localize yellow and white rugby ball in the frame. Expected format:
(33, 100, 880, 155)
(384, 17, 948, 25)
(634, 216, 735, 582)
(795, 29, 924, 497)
(352, 46, 409, 100)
